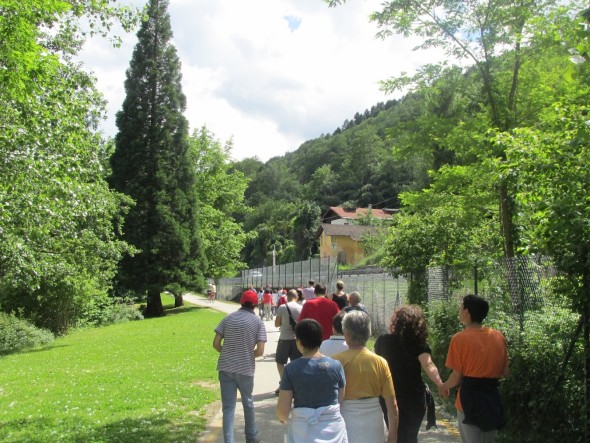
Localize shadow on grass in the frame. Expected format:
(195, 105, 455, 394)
(0, 413, 207, 443)
(162, 305, 205, 316)
(0, 343, 69, 357)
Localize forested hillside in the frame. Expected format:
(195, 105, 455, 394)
(232, 93, 437, 268)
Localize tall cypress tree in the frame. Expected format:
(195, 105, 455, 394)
(110, 0, 206, 317)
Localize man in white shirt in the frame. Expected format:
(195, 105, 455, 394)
(274, 289, 303, 394)
(302, 280, 316, 301)
(213, 290, 266, 443)
(320, 310, 349, 357)
(271, 288, 280, 316)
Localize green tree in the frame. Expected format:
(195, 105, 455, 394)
(327, 0, 585, 260)
(189, 127, 251, 279)
(0, 0, 138, 333)
(291, 201, 321, 259)
(382, 165, 501, 303)
(109, 0, 205, 316)
(503, 15, 590, 426)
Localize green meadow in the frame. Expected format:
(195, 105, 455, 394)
(0, 298, 224, 442)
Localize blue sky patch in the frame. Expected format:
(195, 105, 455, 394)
(284, 15, 302, 31)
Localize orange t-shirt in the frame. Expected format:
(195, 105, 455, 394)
(445, 327, 508, 411)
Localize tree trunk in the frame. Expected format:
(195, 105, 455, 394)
(499, 181, 522, 318)
(408, 269, 428, 305)
(174, 293, 183, 308)
(144, 287, 164, 317)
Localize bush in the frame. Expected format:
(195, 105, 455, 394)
(427, 295, 584, 442)
(0, 312, 54, 354)
(427, 300, 461, 377)
(496, 303, 583, 442)
(78, 293, 143, 328)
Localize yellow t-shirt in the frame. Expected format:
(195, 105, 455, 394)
(333, 348, 395, 400)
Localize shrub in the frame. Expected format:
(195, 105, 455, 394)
(0, 312, 54, 355)
(496, 303, 583, 442)
(427, 294, 584, 442)
(427, 299, 461, 377)
(78, 293, 143, 328)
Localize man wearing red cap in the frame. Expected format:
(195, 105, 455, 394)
(213, 289, 267, 443)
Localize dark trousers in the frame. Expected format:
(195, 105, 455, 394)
(380, 391, 426, 443)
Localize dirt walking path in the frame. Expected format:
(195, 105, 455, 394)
(185, 294, 460, 443)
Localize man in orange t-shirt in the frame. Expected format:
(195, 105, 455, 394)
(440, 294, 509, 443)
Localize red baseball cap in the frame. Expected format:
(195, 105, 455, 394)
(241, 289, 258, 305)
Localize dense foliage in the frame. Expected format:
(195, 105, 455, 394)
(427, 291, 584, 442)
(109, 0, 206, 315)
(190, 127, 251, 278)
(0, 0, 138, 333)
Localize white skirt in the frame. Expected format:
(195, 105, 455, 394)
(340, 398, 386, 443)
(287, 404, 348, 443)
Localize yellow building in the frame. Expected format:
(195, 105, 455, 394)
(318, 206, 395, 265)
(319, 223, 379, 265)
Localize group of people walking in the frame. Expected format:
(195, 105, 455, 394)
(212, 281, 509, 443)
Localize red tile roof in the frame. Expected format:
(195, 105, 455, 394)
(326, 206, 394, 221)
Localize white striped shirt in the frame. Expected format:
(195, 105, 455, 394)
(215, 308, 267, 376)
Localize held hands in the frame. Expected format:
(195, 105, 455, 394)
(438, 383, 450, 399)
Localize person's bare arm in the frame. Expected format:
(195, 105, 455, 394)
(212, 333, 223, 353)
(275, 313, 282, 328)
(338, 387, 345, 404)
(418, 352, 443, 387)
(254, 341, 265, 358)
(440, 369, 463, 398)
(276, 390, 293, 423)
(384, 394, 398, 443)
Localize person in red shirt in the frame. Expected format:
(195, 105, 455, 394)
(262, 287, 273, 321)
(277, 289, 288, 307)
(297, 282, 340, 341)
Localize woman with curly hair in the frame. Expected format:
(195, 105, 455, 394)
(374, 305, 444, 443)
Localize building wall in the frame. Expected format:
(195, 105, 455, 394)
(320, 232, 365, 265)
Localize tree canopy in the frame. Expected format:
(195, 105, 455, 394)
(109, 0, 206, 316)
(0, 0, 138, 333)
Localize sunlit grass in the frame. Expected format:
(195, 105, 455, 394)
(0, 297, 224, 442)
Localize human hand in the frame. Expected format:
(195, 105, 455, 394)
(438, 384, 450, 398)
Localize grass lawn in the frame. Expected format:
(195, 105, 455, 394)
(0, 295, 225, 442)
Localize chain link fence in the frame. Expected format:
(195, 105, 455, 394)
(218, 259, 408, 336)
(218, 255, 558, 334)
(427, 256, 557, 329)
(216, 257, 339, 302)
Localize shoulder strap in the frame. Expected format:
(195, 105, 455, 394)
(285, 304, 296, 324)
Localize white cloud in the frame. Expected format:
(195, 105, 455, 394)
(79, 0, 447, 161)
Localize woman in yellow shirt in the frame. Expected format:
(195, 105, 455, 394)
(334, 310, 398, 443)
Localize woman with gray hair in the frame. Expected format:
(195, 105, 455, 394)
(333, 310, 398, 443)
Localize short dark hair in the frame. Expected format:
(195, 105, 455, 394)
(296, 289, 304, 301)
(295, 319, 323, 350)
(332, 310, 346, 334)
(308, 280, 315, 286)
(314, 282, 327, 295)
(463, 294, 489, 324)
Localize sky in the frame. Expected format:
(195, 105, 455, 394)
(79, 0, 445, 162)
